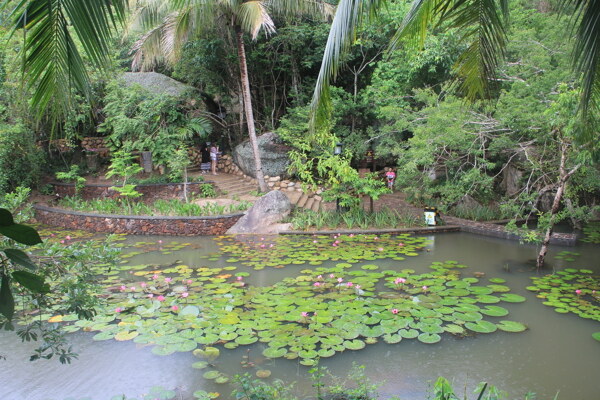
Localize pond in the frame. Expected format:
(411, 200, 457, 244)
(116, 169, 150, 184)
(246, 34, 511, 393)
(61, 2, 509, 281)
(0, 232, 598, 400)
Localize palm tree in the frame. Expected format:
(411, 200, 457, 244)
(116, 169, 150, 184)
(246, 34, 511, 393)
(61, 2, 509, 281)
(310, 0, 600, 130)
(126, 0, 334, 192)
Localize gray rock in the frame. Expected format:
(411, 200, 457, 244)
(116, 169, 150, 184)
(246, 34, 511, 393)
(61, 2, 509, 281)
(233, 132, 291, 178)
(227, 191, 292, 234)
(454, 194, 481, 210)
(121, 72, 197, 98)
(500, 162, 524, 196)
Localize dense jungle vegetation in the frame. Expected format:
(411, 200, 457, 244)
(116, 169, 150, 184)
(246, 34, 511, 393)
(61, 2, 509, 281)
(0, 0, 598, 245)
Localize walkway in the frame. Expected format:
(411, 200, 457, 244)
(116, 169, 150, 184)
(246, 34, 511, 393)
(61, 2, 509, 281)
(191, 172, 578, 245)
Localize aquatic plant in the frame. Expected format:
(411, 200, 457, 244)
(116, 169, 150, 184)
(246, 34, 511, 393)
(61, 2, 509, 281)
(527, 268, 599, 341)
(43, 234, 529, 371)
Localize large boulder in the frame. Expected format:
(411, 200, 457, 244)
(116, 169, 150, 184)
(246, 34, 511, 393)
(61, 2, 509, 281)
(233, 132, 291, 178)
(121, 72, 197, 98)
(227, 191, 292, 234)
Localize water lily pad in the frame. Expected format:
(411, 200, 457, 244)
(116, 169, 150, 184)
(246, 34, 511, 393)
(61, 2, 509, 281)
(343, 339, 366, 350)
(480, 306, 509, 317)
(115, 331, 138, 341)
(215, 375, 229, 384)
(500, 294, 526, 303)
(465, 320, 497, 333)
(192, 361, 209, 369)
(399, 329, 419, 339)
(203, 370, 221, 380)
(418, 333, 441, 344)
(256, 370, 272, 378)
(496, 320, 527, 333)
(194, 347, 220, 361)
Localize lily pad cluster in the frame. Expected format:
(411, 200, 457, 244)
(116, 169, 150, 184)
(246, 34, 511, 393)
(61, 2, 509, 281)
(582, 222, 600, 244)
(214, 233, 429, 269)
(527, 268, 599, 321)
(49, 235, 527, 369)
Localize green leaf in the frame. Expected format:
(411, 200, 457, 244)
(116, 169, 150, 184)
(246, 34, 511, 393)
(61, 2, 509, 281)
(11, 271, 50, 293)
(0, 220, 43, 246)
(0, 274, 15, 321)
(0, 208, 14, 225)
(3, 249, 37, 270)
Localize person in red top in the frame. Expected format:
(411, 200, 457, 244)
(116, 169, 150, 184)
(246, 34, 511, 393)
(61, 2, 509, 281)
(385, 169, 396, 191)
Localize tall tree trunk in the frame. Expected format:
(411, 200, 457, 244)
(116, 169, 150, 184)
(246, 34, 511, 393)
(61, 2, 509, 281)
(236, 28, 268, 193)
(536, 141, 581, 268)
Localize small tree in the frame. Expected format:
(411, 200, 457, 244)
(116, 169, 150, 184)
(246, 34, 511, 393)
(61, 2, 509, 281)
(168, 148, 192, 202)
(106, 150, 143, 211)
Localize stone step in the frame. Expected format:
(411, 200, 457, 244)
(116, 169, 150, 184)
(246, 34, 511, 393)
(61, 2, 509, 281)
(284, 190, 303, 205)
(296, 194, 309, 208)
(310, 199, 321, 212)
(304, 198, 314, 211)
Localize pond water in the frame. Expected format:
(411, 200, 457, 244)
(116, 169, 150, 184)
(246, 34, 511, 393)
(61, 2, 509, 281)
(1, 232, 599, 400)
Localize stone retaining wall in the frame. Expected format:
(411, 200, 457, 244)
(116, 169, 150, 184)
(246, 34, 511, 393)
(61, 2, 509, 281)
(34, 205, 243, 236)
(52, 181, 209, 202)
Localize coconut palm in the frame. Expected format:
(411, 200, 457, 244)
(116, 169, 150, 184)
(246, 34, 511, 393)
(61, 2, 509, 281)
(127, 0, 334, 192)
(310, 0, 600, 130)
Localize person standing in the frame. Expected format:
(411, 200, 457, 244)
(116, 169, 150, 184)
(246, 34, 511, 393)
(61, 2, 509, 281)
(385, 168, 396, 192)
(210, 143, 219, 175)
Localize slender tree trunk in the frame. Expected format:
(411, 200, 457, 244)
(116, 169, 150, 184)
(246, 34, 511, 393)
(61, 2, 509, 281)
(536, 141, 581, 268)
(236, 28, 268, 193)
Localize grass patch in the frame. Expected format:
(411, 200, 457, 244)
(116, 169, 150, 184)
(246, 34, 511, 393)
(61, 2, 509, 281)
(290, 208, 424, 231)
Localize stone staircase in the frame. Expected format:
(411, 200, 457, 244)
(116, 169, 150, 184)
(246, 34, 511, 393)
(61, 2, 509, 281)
(190, 170, 324, 211)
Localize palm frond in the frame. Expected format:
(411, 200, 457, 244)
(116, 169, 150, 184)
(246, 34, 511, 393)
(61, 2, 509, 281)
(392, 0, 508, 100)
(2, 0, 127, 121)
(568, 0, 600, 118)
(238, 1, 276, 39)
(266, 0, 335, 19)
(309, 0, 386, 131)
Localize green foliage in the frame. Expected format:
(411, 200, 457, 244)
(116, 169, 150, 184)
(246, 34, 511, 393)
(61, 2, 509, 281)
(57, 196, 251, 217)
(232, 374, 295, 400)
(100, 82, 211, 169)
(290, 208, 424, 231)
(199, 183, 218, 198)
(106, 149, 143, 202)
(56, 165, 87, 196)
(0, 123, 44, 195)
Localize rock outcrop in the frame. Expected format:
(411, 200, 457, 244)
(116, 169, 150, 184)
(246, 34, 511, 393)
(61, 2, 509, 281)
(232, 132, 291, 178)
(227, 190, 292, 234)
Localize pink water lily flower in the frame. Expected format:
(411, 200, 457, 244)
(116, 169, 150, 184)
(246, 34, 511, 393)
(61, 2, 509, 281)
(355, 285, 361, 289)
(329, 274, 335, 279)
(60, 240, 65, 244)
(332, 243, 338, 247)
(314, 282, 321, 287)
(157, 240, 163, 244)
(157, 295, 165, 302)
(398, 243, 404, 246)
(119, 285, 127, 291)
(130, 286, 136, 291)
(394, 278, 406, 285)
(377, 247, 384, 252)
(313, 240, 318, 243)
(115, 307, 123, 313)
(65, 235, 71, 240)
(140, 282, 147, 288)
(422, 286, 428, 291)
(239, 282, 246, 287)
(575, 289, 582, 295)
(237, 276, 243, 281)
(171, 305, 179, 312)
(391, 309, 399, 314)
(164, 277, 172, 283)
(301, 312, 309, 317)
(181, 292, 189, 298)
(152, 274, 159, 280)
(147, 294, 154, 298)
(337, 277, 343, 283)
(347, 282, 353, 287)
(317, 275, 323, 280)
